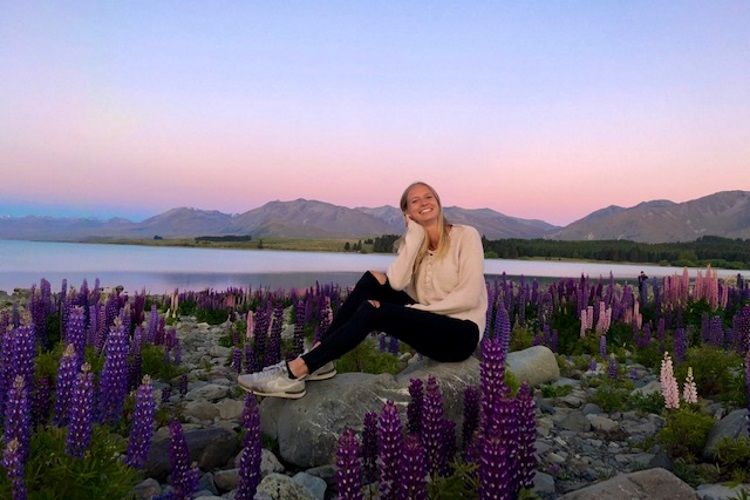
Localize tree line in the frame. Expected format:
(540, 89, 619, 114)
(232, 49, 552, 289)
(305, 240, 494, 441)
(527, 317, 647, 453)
(371, 234, 750, 269)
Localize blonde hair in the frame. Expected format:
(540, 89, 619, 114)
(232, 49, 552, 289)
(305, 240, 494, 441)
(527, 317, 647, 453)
(396, 181, 451, 274)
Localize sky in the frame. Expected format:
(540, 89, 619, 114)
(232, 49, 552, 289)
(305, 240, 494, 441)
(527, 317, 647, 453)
(1, 1, 749, 226)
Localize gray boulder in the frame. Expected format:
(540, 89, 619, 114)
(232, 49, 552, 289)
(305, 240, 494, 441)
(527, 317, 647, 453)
(506, 345, 560, 386)
(696, 483, 750, 500)
(183, 400, 220, 421)
(292, 472, 327, 500)
(703, 409, 749, 459)
(185, 383, 229, 402)
(131, 478, 161, 500)
(144, 427, 239, 480)
(560, 468, 698, 499)
(260, 346, 558, 468)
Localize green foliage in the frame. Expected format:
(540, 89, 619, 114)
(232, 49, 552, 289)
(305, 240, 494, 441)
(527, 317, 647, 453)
(505, 369, 519, 397)
(0, 426, 140, 499)
(549, 305, 581, 355)
(591, 383, 630, 412)
(633, 342, 663, 370)
(607, 322, 634, 349)
(510, 325, 534, 351)
(715, 437, 750, 483)
(195, 307, 229, 325)
(177, 299, 197, 316)
(675, 346, 743, 400)
(627, 391, 665, 415)
(540, 384, 574, 398)
(427, 459, 478, 499)
(34, 345, 63, 379)
(336, 342, 406, 375)
(83, 346, 105, 376)
(672, 458, 722, 487)
(657, 407, 714, 462)
(140, 344, 187, 381)
(45, 312, 62, 349)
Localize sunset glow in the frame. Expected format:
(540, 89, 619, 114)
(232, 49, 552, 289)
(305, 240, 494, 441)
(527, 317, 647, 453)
(2, 2, 749, 226)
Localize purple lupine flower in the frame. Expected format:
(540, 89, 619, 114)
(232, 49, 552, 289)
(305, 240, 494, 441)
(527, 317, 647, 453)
(608, 355, 618, 380)
(179, 374, 188, 397)
(709, 316, 724, 347)
(516, 383, 537, 489)
(406, 378, 424, 436)
(3, 376, 31, 465)
(462, 386, 480, 455)
(421, 376, 445, 476)
(98, 319, 130, 424)
(379, 333, 387, 352)
(292, 298, 306, 357)
(494, 305, 511, 357)
(264, 303, 284, 367)
(232, 347, 243, 374)
(54, 344, 78, 426)
(599, 334, 607, 359)
(479, 435, 511, 500)
(388, 335, 400, 355)
(147, 305, 159, 343)
(125, 375, 157, 468)
(66, 364, 95, 458)
(733, 305, 750, 355)
(13, 325, 36, 391)
(236, 395, 262, 500)
(397, 434, 427, 500)
(480, 336, 507, 436)
(65, 306, 86, 366)
(378, 400, 404, 500)
(588, 359, 598, 372)
(2, 439, 27, 500)
(168, 420, 199, 500)
(335, 428, 363, 500)
(745, 350, 750, 434)
(674, 327, 688, 363)
(361, 411, 378, 484)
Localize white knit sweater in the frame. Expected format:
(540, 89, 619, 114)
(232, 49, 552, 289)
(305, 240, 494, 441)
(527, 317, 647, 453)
(386, 219, 488, 336)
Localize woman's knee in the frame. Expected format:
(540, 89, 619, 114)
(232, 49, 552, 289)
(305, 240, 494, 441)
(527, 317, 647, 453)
(366, 270, 387, 286)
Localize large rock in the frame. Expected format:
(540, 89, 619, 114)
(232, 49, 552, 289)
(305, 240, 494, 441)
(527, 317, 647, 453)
(696, 483, 750, 499)
(506, 345, 560, 386)
(261, 346, 558, 468)
(560, 468, 698, 499)
(703, 409, 749, 459)
(144, 427, 240, 480)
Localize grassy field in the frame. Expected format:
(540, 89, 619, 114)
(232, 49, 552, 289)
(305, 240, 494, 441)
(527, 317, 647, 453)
(83, 236, 376, 253)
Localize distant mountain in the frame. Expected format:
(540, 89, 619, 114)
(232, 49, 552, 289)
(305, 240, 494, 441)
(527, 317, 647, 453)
(2, 190, 747, 243)
(549, 190, 750, 243)
(228, 199, 394, 238)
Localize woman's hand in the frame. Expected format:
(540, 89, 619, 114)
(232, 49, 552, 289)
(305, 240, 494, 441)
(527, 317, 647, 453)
(368, 300, 381, 308)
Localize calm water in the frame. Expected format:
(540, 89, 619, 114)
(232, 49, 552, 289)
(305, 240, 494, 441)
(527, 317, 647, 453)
(0, 239, 747, 294)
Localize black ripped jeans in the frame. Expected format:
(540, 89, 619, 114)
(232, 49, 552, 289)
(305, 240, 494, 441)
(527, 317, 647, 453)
(301, 271, 479, 373)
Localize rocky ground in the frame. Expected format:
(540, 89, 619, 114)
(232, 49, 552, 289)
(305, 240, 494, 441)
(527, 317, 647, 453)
(133, 316, 750, 500)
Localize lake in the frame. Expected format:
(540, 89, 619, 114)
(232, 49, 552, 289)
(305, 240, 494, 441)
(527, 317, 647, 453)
(0, 239, 746, 294)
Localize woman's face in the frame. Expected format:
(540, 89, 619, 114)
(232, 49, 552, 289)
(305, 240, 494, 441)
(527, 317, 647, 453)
(404, 184, 440, 225)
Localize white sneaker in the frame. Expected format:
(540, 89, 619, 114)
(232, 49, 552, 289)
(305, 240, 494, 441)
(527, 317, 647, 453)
(307, 361, 336, 381)
(237, 362, 306, 399)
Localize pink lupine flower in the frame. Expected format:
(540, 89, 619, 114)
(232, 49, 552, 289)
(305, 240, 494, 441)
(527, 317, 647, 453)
(660, 352, 680, 409)
(682, 367, 698, 404)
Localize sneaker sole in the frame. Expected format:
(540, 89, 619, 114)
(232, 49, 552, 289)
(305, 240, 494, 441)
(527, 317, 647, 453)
(306, 368, 337, 382)
(238, 384, 307, 399)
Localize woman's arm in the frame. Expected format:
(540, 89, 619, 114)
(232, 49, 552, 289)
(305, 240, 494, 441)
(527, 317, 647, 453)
(386, 218, 425, 291)
(407, 226, 485, 315)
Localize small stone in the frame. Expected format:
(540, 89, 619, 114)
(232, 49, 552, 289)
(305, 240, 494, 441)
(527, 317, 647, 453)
(533, 471, 556, 495)
(183, 400, 220, 421)
(131, 478, 161, 500)
(587, 414, 619, 433)
(696, 483, 750, 500)
(214, 468, 240, 491)
(256, 473, 315, 500)
(581, 403, 602, 415)
(209, 345, 232, 358)
(215, 399, 245, 420)
(185, 383, 229, 402)
(559, 410, 592, 432)
(292, 472, 327, 500)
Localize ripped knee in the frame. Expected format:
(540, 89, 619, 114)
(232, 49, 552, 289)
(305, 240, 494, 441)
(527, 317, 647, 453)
(368, 270, 387, 285)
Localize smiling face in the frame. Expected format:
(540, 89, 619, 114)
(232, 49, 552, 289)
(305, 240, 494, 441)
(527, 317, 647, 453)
(403, 183, 441, 225)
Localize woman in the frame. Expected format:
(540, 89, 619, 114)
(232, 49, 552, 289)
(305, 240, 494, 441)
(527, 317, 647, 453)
(238, 181, 488, 399)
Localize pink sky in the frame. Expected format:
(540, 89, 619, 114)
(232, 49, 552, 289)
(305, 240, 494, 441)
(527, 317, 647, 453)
(2, 2, 749, 226)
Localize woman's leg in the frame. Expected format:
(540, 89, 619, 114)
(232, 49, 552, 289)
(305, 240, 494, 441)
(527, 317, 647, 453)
(300, 302, 478, 374)
(322, 271, 413, 338)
